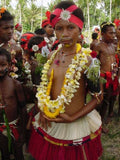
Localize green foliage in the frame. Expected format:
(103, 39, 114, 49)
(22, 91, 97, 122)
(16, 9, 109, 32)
(35, 53, 47, 76)
(1, 0, 120, 33)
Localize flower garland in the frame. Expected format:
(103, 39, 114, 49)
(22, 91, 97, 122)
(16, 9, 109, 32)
(36, 43, 89, 118)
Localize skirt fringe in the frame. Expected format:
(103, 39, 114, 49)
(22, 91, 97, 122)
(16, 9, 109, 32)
(28, 127, 102, 160)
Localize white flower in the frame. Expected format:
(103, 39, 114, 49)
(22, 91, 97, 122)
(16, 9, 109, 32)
(32, 45, 39, 52)
(44, 37, 49, 43)
(60, 9, 71, 21)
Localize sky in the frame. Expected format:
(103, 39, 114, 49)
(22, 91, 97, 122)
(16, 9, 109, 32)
(10, 0, 53, 8)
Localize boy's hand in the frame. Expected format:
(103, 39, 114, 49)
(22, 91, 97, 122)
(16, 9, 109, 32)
(43, 113, 73, 123)
(38, 111, 51, 131)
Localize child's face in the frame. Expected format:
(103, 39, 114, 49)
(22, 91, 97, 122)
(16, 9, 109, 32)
(44, 24, 54, 37)
(0, 20, 14, 42)
(0, 55, 9, 78)
(102, 26, 116, 43)
(55, 20, 80, 47)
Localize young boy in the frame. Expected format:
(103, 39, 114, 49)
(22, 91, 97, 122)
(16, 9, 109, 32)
(90, 32, 98, 50)
(42, 13, 56, 55)
(0, 48, 26, 160)
(28, 1, 103, 160)
(96, 22, 118, 125)
(0, 8, 24, 82)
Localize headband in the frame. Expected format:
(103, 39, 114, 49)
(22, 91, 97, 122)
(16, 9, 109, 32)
(101, 22, 115, 30)
(51, 5, 84, 30)
(20, 33, 35, 50)
(42, 19, 50, 28)
(30, 41, 46, 52)
(15, 23, 20, 29)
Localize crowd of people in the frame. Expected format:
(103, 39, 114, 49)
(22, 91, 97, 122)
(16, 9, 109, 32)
(0, 1, 120, 159)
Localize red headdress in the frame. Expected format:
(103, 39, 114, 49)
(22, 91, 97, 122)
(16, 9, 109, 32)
(50, 5, 84, 30)
(42, 11, 51, 28)
(20, 33, 35, 50)
(30, 41, 46, 52)
(15, 23, 22, 29)
(114, 19, 120, 27)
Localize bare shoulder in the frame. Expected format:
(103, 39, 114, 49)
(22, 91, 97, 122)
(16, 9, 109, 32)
(96, 41, 104, 51)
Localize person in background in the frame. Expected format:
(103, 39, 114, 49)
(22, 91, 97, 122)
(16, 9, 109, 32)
(42, 11, 56, 54)
(13, 23, 22, 43)
(90, 32, 98, 51)
(28, 1, 103, 160)
(27, 35, 47, 85)
(34, 28, 46, 37)
(0, 48, 26, 160)
(0, 8, 24, 82)
(96, 22, 118, 132)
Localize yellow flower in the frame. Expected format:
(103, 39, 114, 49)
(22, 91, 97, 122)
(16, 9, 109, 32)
(36, 43, 88, 118)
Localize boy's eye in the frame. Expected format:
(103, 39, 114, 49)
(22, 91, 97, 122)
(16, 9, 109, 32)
(56, 27, 62, 31)
(69, 26, 74, 29)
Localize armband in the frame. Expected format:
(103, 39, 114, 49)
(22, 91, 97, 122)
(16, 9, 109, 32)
(90, 91, 102, 104)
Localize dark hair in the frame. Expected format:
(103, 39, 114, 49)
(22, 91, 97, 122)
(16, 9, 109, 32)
(27, 36, 44, 56)
(92, 32, 98, 39)
(20, 32, 35, 46)
(27, 36, 44, 49)
(0, 9, 14, 25)
(0, 48, 11, 63)
(100, 22, 115, 33)
(50, 1, 84, 25)
(34, 28, 46, 35)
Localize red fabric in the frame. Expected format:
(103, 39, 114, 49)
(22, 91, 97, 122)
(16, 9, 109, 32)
(30, 41, 46, 52)
(46, 11, 51, 19)
(42, 19, 50, 28)
(15, 23, 20, 29)
(114, 19, 120, 27)
(115, 54, 119, 65)
(51, 5, 84, 29)
(20, 33, 35, 50)
(100, 72, 119, 95)
(0, 124, 19, 140)
(90, 50, 97, 58)
(28, 127, 102, 160)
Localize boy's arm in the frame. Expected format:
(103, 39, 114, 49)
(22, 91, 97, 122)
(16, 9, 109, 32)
(14, 80, 27, 133)
(44, 90, 103, 123)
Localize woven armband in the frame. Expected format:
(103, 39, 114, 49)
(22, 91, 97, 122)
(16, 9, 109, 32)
(90, 91, 102, 104)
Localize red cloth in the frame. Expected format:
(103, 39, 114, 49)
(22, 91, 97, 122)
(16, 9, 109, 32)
(100, 72, 119, 95)
(42, 19, 50, 28)
(28, 126, 102, 160)
(20, 33, 35, 50)
(15, 23, 20, 29)
(0, 123, 19, 140)
(114, 19, 120, 27)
